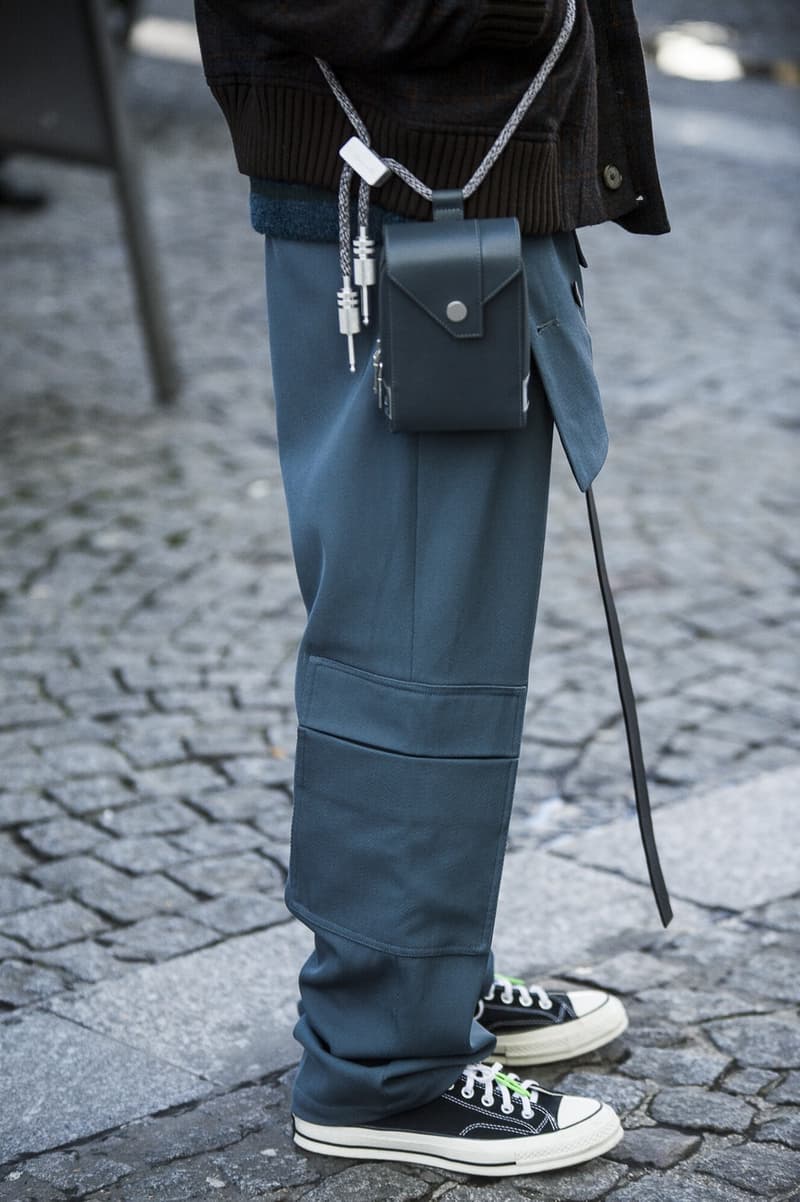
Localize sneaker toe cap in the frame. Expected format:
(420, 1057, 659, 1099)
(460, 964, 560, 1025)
(556, 1092, 606, 1128)
(567, 989, 625, 1020)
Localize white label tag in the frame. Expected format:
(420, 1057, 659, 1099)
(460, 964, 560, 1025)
(339, 137, 393, 188)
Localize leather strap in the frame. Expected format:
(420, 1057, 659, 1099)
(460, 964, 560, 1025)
(585, 485, 673, 927)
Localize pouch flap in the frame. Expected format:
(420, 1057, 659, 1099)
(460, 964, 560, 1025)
(384, 216, 523, 338)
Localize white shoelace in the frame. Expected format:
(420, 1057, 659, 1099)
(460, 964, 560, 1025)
(449, 1061, 541, 1119)
(486, 973, 554, 1010)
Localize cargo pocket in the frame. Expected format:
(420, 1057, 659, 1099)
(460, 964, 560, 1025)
(285, 654, 526, 957)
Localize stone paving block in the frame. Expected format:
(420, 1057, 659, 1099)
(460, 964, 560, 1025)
(620, 1046, 731, 1088)
(755, 1109, 800, 1150)
(0, 759, 61, 793)
(491, 849, 704, 976)
(0, 877, 52, 916)
(725, 949, 800, 1004)
(707, 1015, 800, 1070)
(769, 1072, 800, 1105)
(0, 899, 106, 949)
(0, 832, 37, 875)
(219, 755, 296, 788)
(15, 1147, 133, 1194)
(27, 855, 197, 922)
(99, 914, 219, 961)
(0, 1169, 66, 1201)
(61, 689, 151, 720)
(188, 892, 289, 935)
(607, 1170, 754, 1202)
(607, 1127, 700, 1169)
(723, 1068, 781, 1096)
(27, 711, 111, 750)
(0, 792, 61, 828)
(169, 821, 268, 857)
(649, 1086, 754, 1133)
(92, 833, 193, 873)
(0, 932, 25, 958)
(150, 685, 234, 714)
(439, 1186, 530, 1202)
(193, 785, 291, 826)
(623, 1019, 686, 1050)
(97, 1082, 282, 1168)
(0, 700, 64, 729)
(95, 799, 198, 836)
(555, 1072, 648, 1118)
(184, 726, 268, 759)
(563, 951, 684, 995)
(127, 762, 224, 796)
(691, 1141, 800, 1194)
(634, 986, 773, 1025)
(46, 921, 312, 1087)
(38, 741, 131, 778)
(0, 1011, 214, 1163)
(116, 665, 206, 692)
(0, 958, 67, 1007)
(166, 851, 284, 898)
(748, 896, 800, 933)
(551, 767, 800, 911)
(661, 922, 775, 979)
(19, 816, 111, 858)
(45, 777, 138, 816)
(514, 1159, 626, 1199)
(32, 939, 133, 984)
(288, 1161, 429, 1201)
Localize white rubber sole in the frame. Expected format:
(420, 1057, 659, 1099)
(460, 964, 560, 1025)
(292, 1103, 623, 1177)
(490, 994, 629, 1065)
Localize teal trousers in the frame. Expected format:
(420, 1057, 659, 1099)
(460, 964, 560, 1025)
(263, 231, 579, 1125)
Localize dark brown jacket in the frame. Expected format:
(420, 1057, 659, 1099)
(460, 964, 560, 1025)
(194, 0, 669, 236)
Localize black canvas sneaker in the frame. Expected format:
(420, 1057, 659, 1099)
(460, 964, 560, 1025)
(292, 1060, 622, 1177)
(477, 973, 628, 1065)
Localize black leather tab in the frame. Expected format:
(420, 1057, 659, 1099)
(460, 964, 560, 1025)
(431, 188, 465, 221)
(586, 485, 673, 928)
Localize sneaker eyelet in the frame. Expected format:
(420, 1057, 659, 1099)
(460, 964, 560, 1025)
(501, 1103, 514, 1114)
(481, 1095, 494, 1107)
(461, 1088, 474, 1100)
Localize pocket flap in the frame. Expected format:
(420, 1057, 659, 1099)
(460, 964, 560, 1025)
(299, 655, 526, 758)
(383, 217, 524, 339)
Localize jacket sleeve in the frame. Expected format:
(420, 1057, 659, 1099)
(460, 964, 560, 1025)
(196, 1, 568, 72)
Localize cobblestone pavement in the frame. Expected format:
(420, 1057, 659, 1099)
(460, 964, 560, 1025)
(1, 0, 799, 1198)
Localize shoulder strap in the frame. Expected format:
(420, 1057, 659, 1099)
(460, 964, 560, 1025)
(586, 485, 673, 927)
(315, 0, 578, 369)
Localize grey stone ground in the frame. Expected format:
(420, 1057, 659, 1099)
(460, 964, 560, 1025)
(1, 1, 799, 1199)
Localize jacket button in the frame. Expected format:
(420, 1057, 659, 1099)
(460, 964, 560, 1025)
(602, 164, 623, 190)
(571, 280, 583, 307)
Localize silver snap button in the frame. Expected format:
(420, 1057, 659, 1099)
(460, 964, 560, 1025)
(602, 164, 623, 190)
(446, 300, 468, 322)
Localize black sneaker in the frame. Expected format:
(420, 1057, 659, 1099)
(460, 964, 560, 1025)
(477, 973, 628, 1065)
(292, 1060, 622, 1177)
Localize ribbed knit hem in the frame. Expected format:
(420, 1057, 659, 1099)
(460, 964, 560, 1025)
(210, 80, 563, 235)
(470, 0, 553, 47)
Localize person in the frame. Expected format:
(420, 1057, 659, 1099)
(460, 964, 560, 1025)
(193, 0, 669, 1179)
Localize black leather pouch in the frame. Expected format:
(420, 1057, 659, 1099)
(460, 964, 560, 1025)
(371, 190, 530, 433)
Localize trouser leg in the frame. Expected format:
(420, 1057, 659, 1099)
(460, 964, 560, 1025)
(264, 234, 554, 1125)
